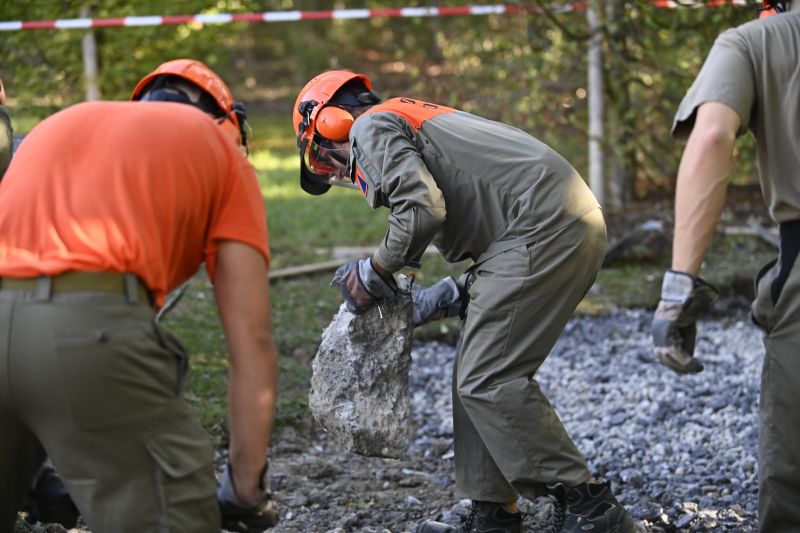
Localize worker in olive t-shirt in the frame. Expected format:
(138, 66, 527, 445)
(651, 3, 800, 531)
(292, 70, 636, 533)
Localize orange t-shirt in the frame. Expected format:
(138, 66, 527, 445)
(0, 101, 269, 308)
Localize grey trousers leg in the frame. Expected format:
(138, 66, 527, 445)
(752, 246, 800, 533)
(454, 209, 606, 502)
(0, 298, 47, 530)
(0, 289, 220, 533)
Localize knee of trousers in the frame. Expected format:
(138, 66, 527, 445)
(457, 375, 545, 413)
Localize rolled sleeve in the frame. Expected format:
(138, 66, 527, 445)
(673, 28, 755, 141)
(204, 156, 270, 281)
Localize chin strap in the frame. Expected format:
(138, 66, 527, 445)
(232, 101, 250, 155)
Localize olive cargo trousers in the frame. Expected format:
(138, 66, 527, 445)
(0, 280, 219, 533)
(752, 221, 800, 533)
(453, 209, 606, 502)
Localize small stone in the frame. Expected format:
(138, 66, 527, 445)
(674, 513, 696, 528)
(404, 495, 422, 506)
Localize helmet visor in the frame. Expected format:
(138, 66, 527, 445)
(305, 137, 350, 177)
(298, 137, 359, 195)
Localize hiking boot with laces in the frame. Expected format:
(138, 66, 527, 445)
(547, 481, 636, 533)
(416, 500, 523, 533)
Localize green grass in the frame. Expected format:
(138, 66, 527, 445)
(158, 111, 480, 440)
(13, 109, 778, 443)
(160, 111, 470, 440)
(22, 109, 765, 445)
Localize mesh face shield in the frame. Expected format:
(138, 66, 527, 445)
(299, 134, 357, 195)
(306, 137, 348, 175)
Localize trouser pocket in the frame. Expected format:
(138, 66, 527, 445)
(53, 319, 183, 430)
(752, 221, 800, 333)
(144, 416, 219, 533)
(152, 322, 190, 395)
(770, 220, 800, 306)
(751, 258, 778, 332)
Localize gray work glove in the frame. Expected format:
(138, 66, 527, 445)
(651, 270, 719, 374)
(331, 257, 397, 314)
(217, 461, 279, 532)
(410, 276, 463, 327)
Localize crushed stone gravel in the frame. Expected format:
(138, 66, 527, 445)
(16, 308, 763, 533)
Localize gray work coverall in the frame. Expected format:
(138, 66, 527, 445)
(673, 11, 800, 531)
(349, 98, 606, 501)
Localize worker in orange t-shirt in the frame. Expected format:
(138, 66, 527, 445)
(0, 60, 278, 533)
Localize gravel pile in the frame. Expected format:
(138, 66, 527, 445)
(265, 308, 764, 532)
(544, 310, 761, 532)
(18, 308, 763, 533)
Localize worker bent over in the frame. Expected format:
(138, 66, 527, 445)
(292, 70, 636, 533)
(0, 59, 278, 533)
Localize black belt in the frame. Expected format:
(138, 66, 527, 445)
(0, 271, 151, 305)
(771, 220, 800, 305)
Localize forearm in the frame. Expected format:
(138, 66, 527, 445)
(227, 333, 278, 495)
(673, 157, 730, 276)
(374, 205, 445, 272)
(672, 103, 738, 276)
(214, 240, 278, 502)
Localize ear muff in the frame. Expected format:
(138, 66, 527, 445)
(316, 106, 354, 142)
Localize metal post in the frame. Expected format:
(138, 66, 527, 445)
(80, 5, 100, 101)
(587, 3, 605, 206)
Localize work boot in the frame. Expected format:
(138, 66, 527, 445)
(20, 464, 80, 528)
(416, 500, 523, 533)
(547, 481, 635, 533)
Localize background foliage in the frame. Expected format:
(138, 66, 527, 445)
(0, 2, 769, 436)
(1, 1, 756, 199)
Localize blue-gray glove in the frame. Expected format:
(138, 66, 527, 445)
(410, 276, 463, 327)
(217, 462, 278, 532)
(331, 257, 397, 314)
(651, 270, 719, 374)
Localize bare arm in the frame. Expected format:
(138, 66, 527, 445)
(214, 240, 278, 503)
(672, 102, 741, 276)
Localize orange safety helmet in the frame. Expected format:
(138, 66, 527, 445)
(757, 0, 787, 18)
(131, 59, 249, 153)
(292, 70, 380, 195)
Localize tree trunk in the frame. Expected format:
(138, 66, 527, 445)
(80, 5, 100, 101)
(587, 1, 605, 206)
(603, 0, 636, 208)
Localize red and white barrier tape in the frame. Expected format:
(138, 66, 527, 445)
(0, 2, 749, 32)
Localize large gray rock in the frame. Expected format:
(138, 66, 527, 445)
(309, 293, 414, 458)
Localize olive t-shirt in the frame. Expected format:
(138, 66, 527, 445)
(673, 13, 800, 223)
